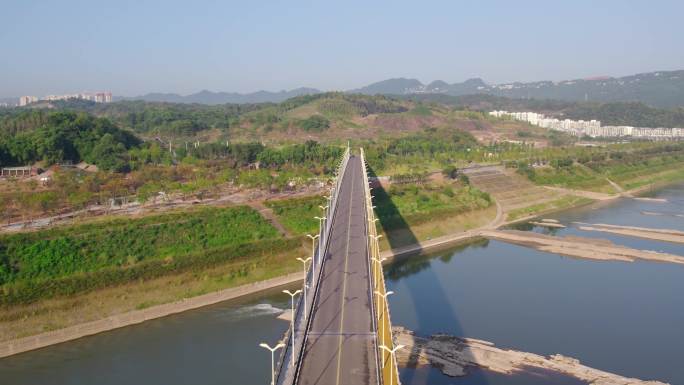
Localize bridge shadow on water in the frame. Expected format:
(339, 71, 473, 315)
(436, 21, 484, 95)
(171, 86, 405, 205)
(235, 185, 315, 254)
(367, 165, 491, 385)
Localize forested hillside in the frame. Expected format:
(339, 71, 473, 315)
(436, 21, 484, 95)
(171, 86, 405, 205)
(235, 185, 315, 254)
(0, 111, 140, 171)
(403, 94, 684, 128)
(360, 70, 684, 108)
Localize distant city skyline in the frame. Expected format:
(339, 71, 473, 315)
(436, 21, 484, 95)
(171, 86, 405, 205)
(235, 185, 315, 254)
(2, 0, 683, 98)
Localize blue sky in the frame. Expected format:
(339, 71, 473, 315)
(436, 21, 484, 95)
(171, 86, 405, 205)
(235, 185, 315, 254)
(1, 0, 683, 97)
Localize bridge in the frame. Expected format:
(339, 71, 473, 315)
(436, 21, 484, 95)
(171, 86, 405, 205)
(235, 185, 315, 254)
(269, 146, 400, 385)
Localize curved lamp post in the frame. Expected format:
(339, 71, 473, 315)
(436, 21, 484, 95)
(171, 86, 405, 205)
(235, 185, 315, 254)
(371, 256, 387, 290)
(306, 234, 320, 275)
(368, 234, 383, 285)
(373, 290, 394, 348)
(379, 344, 405, 385)
(282, 289, 301, 367)
(296, 257, 311, 319)
(318, 205, 329, 230)
(259, 342, 285, 385)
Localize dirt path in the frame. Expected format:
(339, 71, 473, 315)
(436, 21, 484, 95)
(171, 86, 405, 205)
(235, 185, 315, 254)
(485, 199, 505, 229)
(247, 201, 290, 237)
(0, 186, 325, 234)
(542, 185, 615, 200)
(606, 178, 625, 193)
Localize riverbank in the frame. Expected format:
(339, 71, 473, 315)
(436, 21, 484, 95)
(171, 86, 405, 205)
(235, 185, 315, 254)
(394, 326, 668, 385)
(0, 272, 302, 358)
(2, 179, 681, 359)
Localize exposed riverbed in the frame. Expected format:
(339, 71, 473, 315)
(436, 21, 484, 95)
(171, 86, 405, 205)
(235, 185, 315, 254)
(512, 184, 684, 256)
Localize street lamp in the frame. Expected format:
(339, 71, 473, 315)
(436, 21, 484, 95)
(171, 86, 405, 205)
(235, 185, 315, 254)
(374, 290, 394, 348)
(306, 234, 320, 275)
(371, 256, 387, 290)
(379, 344, 405, 385)
(319, 205, 329, 221)
(314, 216, 326, 248)
(259, 342, 285, 385)
(296, 257, 311, 318)
(368, 233, 383, 258)
(282, 289, 301, 367)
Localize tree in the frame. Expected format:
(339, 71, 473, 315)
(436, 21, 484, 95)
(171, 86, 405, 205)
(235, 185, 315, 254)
(442, 165, 458, 179)
(88, 134, 128, 172)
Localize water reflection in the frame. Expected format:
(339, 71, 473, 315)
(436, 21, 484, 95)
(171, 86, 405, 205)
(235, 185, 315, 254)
(386, 239, 489, 282)
(386, 239, 684, 385)
(369, 168, 488, 385)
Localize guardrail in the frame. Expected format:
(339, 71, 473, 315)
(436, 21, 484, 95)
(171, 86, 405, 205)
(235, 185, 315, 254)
(360, 148, 400, 385)
(275, 144, 350, 385)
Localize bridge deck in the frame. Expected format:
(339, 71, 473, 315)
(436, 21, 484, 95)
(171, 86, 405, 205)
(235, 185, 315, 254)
(296, 155, 378, 385)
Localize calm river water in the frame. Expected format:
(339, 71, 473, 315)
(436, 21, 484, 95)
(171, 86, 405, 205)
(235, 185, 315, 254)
(1, 185, 682, 385)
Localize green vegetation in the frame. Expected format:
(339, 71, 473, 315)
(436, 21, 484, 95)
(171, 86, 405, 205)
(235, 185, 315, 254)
(507, 195, 593, 221)
(50, 99, 263, 136)
(408, 104, 433, 116)
(0, 206, 289, 304)
(0, 111, 139, 171)
(563, 102, 684, 128)
(404, 93, 684, 128)
(363, 128, 479, 175)
(513, 142, 684, 192)
(0, 126, 343, 223)
(525, 164, 612, 192)
(265, 195, 326, 235)
(374, 182, 492, 230)
(298, 115, 330, 132)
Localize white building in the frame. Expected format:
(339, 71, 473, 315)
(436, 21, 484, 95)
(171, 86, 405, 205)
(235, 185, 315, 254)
(21, 92, 113, 105)
(19, 96, 38, 106)
(489, 110, 684, 141)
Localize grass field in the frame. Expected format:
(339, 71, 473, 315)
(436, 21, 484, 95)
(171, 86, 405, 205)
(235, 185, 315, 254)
(606, 160, 684, 190)
(506, 195, 594, 221)
(0, 205, 289, 305)
(264, 195, 326, 235)
(525, 156, 684, 193)
(377, 205, 496, 250)
(373, 181, 493, 249)
(0, 245, 303, 341)
(374, 183, 492, 227)
(530, 165, 615, 193)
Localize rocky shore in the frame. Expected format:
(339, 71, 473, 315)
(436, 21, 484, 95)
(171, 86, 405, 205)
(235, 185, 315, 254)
(480, 230, 684, 265)
(393, 326, 668, 385)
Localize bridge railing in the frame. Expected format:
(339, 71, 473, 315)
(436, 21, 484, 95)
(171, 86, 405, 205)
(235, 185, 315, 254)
(360, 147, 400, 385)
(274, 144, 350, 385)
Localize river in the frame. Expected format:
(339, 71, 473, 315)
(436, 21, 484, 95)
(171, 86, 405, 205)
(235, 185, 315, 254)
(1, 185, 682, 385)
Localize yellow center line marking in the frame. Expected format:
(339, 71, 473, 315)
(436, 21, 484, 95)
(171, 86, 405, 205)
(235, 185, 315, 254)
(335, 158, 356, 385)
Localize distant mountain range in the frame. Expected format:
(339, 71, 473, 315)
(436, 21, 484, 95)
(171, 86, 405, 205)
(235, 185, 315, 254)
(117, 87, 321, 105)
(4, 70, 684, 108)
(353, 70, 684, 108)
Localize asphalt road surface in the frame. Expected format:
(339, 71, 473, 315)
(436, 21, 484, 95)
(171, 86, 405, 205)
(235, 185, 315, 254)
(296, 155, 378, 385)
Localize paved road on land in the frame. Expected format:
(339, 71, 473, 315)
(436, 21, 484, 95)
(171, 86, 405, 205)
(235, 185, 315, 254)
(296, 155, 378, 385)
